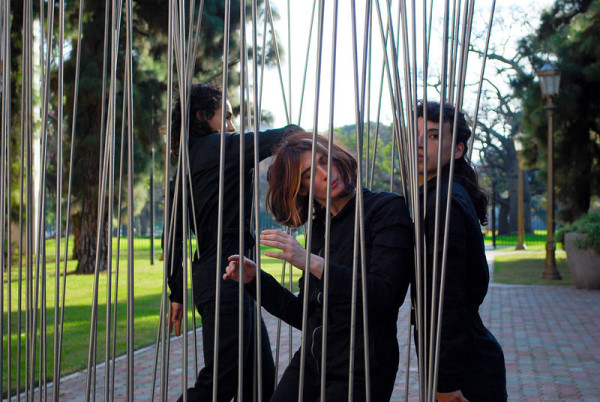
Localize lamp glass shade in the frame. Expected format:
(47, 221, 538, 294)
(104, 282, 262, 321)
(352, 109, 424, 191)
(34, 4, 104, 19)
(537, 62, 561, 97)
(514, 136, 523, 152)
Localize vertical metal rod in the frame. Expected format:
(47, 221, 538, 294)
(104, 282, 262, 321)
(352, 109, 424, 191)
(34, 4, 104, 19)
(125, 0, 136, 398)
(212, 0, 232, 399)
(1, 1, 11, 397)
(298, 0, 326, 398)
(151, 148, 155, 264)
(160, 2, 175, 398)
(237, 0, 248, 399)
(54, 0, 85, 398)
(468, 0, 496, 161)
(320, 1, 341, 399)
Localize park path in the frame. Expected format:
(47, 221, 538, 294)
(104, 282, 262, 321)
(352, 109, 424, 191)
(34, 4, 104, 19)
(7, 249, 600, 401)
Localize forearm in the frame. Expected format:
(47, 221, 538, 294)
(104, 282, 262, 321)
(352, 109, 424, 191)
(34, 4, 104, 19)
(247, 269, 304, 329)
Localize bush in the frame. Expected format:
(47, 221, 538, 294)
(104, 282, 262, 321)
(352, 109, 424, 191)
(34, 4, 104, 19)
(557, 211, 600, 253)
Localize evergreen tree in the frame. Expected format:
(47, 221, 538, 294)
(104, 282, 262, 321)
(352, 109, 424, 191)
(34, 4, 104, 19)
(514, 0, 600, 222)
(62, 0, 268, 273)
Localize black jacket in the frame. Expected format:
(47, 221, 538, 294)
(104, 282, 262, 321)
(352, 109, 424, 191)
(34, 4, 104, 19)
(166, 125, 300, 306)
(250, 189, 413, 395)
(413, 173, 506, 399)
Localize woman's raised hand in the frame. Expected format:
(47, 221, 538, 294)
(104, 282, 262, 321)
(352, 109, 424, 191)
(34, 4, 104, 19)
(261, 229, 308, 271)
(223, 255, 257, 283)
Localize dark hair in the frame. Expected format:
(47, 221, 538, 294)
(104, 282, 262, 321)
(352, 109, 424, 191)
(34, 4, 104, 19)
(266, 132, 357, 228)
(170, 82, 223, 160)
(417, 101, 489, 225)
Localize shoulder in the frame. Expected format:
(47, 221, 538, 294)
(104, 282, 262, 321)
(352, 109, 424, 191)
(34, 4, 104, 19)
(425, 178, 471, 214)
(451, 180, 479, 222)
(362, 189, 411, 226)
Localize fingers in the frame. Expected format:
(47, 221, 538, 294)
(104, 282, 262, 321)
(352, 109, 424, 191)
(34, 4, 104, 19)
(263, 250, 285, 260)
(223, 259, 238, 280)
(174, 317, 181, 337)
(260, 230, 298, 251)
(223, 261, 239, 281)
(170, 302, 183, 337)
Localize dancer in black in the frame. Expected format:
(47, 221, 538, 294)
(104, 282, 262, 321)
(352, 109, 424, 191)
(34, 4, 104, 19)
(413, 101, 507, 401)
(165, 82, 301, 401)
(224, 132, 413, 401)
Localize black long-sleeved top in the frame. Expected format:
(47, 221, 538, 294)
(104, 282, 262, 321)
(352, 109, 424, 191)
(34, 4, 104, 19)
(414, 173, 505, 397)
(249, 189, 413, 389)
(166, 125, 300, 306)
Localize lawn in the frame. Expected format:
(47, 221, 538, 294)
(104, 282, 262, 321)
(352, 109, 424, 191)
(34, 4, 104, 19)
(4, 237, 575, 397)
(484, 230, 549, 247)
(492, 245, 574, 286)
(2, 238, 302, 399)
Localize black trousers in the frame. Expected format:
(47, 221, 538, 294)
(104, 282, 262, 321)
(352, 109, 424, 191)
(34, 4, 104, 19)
(177, 293, 276, 402)
(271, 347, 395, 402)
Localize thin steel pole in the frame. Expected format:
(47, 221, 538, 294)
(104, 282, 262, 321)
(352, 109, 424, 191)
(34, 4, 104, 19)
(125, 0, 136, 398)
(298, 0, 326, 398)
(211, 1, 232, 399)
(237, 0, 248, 398)
(319, 0, 341, 399)
(468, 0, 496, 161)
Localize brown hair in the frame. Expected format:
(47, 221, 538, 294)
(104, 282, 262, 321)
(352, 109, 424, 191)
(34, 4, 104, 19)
(266, 132, 357, 227)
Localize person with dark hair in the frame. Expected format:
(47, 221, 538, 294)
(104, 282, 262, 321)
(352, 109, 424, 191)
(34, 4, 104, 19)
(165, 82, 301, 401)
(223, 132, 413, 401)
(413, 101, 507, 401)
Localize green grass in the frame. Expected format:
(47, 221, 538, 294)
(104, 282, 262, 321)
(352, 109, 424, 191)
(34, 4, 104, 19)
(484, 230, 548, 247)
(493, 247, 574, 286)
(2, 239, 302, 399)
(9, 235, 574, 397)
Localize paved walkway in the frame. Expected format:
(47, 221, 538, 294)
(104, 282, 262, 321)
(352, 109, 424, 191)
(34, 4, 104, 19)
(10, 250, 600, 401)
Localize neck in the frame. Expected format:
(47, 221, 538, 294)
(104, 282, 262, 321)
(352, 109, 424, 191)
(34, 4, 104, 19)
(419, 173, 435, 186)
(322, 188, 356, 216)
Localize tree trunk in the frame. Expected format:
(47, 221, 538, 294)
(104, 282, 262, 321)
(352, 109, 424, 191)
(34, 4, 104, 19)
(74, 163, 107, 274)
(71, 213, 81, 260)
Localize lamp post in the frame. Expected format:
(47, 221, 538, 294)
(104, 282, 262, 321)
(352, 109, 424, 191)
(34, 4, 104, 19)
(514, 136, 526, 250)
(536, 61, 562, 279)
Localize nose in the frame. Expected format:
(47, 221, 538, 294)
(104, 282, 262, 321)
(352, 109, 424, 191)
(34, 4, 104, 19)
(316, 164, 328, 180)
(417, 130, 424, 147)
(226, 120, 236, 133)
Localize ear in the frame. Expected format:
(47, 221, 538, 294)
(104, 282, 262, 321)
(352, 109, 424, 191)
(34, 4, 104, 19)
(298, 187, 308, 197)
(454, 142, 465, 160)
(195, 110, 204, 121)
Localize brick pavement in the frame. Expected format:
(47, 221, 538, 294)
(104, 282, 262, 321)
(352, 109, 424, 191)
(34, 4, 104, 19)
(8, 251, 600, 401)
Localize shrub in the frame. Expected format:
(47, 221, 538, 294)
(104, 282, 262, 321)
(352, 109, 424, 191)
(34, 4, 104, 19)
(557, 211, 600, 253)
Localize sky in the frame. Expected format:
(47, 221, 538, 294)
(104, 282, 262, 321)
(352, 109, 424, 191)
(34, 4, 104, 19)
(255, 0, 555, 132)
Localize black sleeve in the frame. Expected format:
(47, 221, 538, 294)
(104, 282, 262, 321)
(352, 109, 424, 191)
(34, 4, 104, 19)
(246, 269, 305, 329)
(228, 124, 303, 165)
(164, 176, 185, 304)
(323, 195, 413, 322)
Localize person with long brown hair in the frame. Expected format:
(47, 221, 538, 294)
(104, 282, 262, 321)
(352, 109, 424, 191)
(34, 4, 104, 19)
(224, 132, 413, 401)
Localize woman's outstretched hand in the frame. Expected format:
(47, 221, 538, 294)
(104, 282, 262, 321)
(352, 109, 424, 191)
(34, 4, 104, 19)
(260, 229, 324, 279)
(223, 255, 257, 283)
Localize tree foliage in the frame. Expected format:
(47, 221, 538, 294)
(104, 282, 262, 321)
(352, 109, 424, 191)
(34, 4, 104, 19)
(514, 0, 600, 222)
(59, 0, 273, 272)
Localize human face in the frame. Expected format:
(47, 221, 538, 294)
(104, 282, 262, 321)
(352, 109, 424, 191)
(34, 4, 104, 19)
(417, 117, 465, 184)
(298, 151, 350, 214)
(204, 100, 235, 133)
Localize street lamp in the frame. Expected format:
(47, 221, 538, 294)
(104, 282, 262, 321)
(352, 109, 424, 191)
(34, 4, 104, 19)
(536, 61, 562, 279)
(514, 136, 526, 250)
